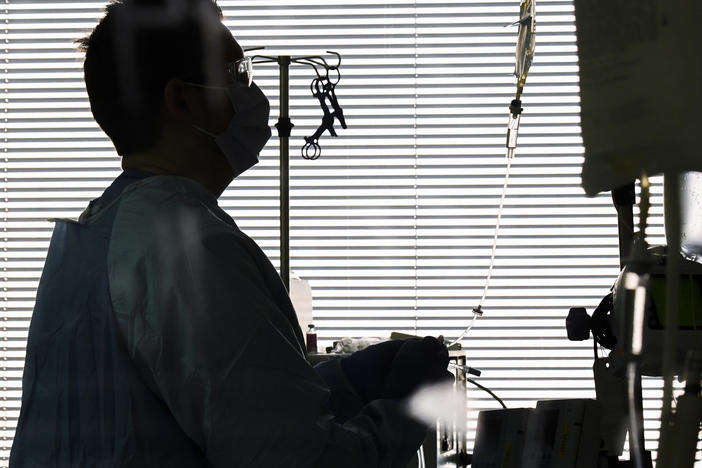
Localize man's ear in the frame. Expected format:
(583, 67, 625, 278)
(164, 79, 196, 123)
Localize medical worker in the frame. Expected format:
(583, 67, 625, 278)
(9, 1, 453, 467)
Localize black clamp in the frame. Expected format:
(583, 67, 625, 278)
(509, 99, 523, 117)
(303, 74, 347, 160)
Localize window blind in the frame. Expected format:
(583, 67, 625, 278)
(2, 0, 694, 465)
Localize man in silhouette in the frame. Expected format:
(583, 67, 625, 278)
(10, 1, 451, 466)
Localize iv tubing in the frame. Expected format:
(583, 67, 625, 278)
(450, 0, 529, 346)
(448, 312, 478, 348)
(482, 150, 515, 311)
(448, 154, 513, 347)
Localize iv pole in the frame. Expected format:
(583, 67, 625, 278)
(251, 52, 342, 291)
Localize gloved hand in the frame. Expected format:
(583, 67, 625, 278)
(340, 339, 405, 403)
(382, 336, 454, 400)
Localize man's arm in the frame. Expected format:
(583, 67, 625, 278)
(107, 180, 427, 468)
(314, 358, 365, 423)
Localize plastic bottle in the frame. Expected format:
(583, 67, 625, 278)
(306, 324, 318, 354)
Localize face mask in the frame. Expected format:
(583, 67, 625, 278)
(190, 82, 272, 178)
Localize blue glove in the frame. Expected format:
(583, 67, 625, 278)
(340, 339, 406, 403)
(382, 336, 453, 400)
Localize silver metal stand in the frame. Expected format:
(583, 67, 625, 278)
(251, 52, 341, 291)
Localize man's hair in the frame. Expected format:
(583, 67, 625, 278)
(78, 0, 223, 156)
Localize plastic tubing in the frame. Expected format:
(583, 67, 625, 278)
(448, 155, 513, 348)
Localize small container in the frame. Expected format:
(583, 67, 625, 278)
(306, 324, 318, 354)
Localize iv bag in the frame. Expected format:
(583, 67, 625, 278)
(575, 0, 702, 196)
(515, 0, 536, 91)
(680, 172, 702, 259)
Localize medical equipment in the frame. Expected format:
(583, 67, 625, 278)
(610, 258, 702, 377)
(472, 399, 603, 468)
(506, 0, 535, 160)
(250, 51, 345, 290)
(566, 252, 702, 466)
(609, 250, 702, 467)
(448, 0, 536, 348)
(669, 351, 702, 468)
(360, 336, 470, 467)
(303, 68, 347, 160)
(472, 408, 532, 468)
(433, 350, 504, 468)
(574, 0, 702, 197)
(436, 351, 470, 468)
(573, 0, 702, 463)
(523, 399, 602, 468)
(312, 339, 470, 468)
(565, 161, 702, 467)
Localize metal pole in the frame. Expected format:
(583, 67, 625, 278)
(278, 56, 291, 291)
(255, 53, 340, 291)
(658, 171, 682, 467)
(612, 183, 636, 269)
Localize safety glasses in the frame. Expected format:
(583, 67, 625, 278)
(225, 57, 253, 87)
(181, 56, 253, 88)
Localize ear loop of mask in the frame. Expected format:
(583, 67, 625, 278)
(183, 81, 228, 91)
(192, 124, 217, 138)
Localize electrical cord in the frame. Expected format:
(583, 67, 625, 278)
(466, 377, 507, 409)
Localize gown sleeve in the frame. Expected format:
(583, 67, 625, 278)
(313, 358, 366, 423)
(107, 178, 427, 468)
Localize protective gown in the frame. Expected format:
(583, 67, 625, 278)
(9, 173, 426, 468)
